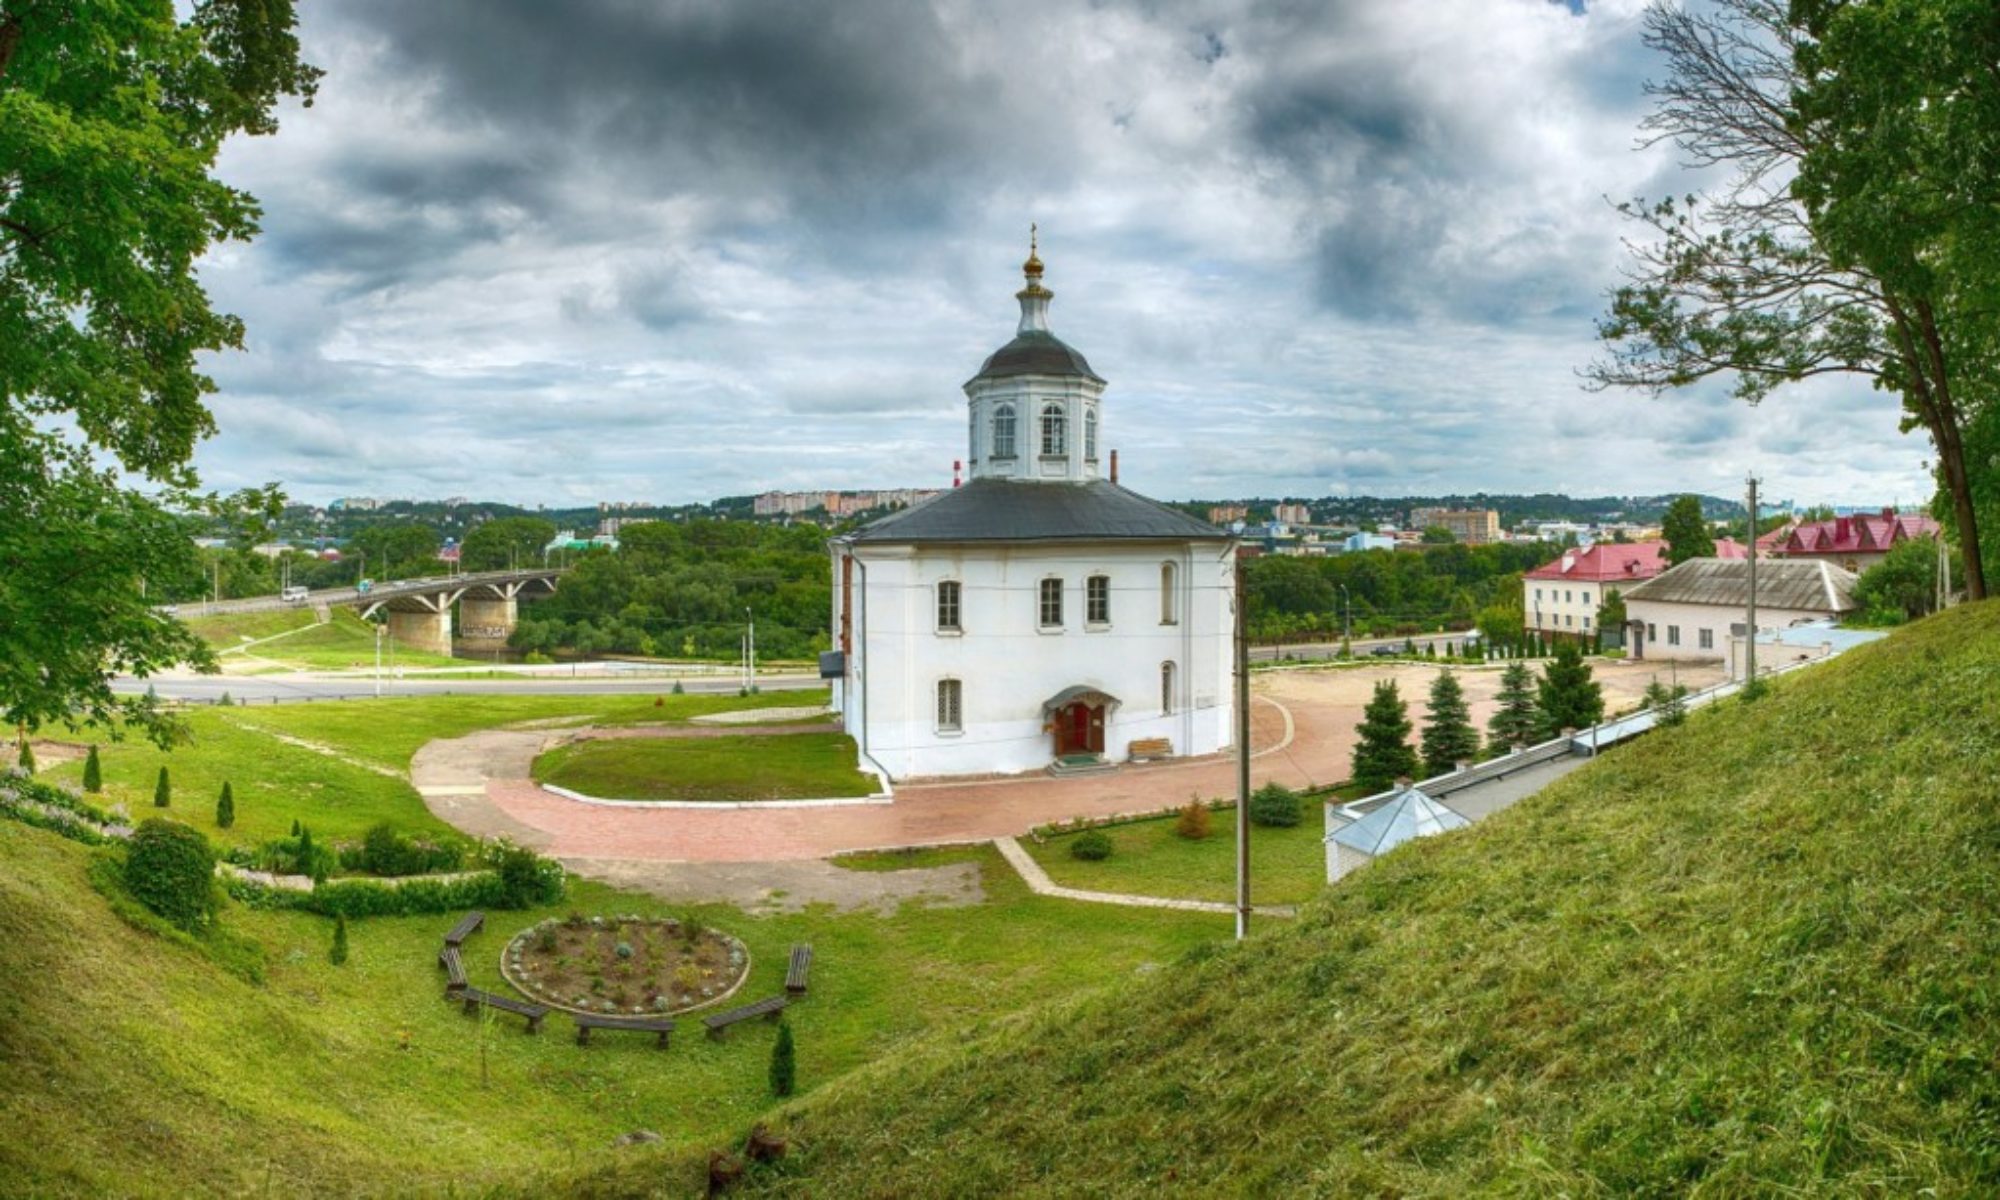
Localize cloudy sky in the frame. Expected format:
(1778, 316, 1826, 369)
(193, 0, 1931, 509)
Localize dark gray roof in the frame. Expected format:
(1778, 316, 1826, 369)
(846, 478, 1229, 544)
(1622, 557, 1858, 612)
(967, 330, 1104, 385)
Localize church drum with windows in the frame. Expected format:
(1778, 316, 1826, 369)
(826, 239, 1237, 779)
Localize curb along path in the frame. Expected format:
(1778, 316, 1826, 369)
(992, 836, 1296, 918)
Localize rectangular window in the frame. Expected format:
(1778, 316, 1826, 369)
(1565, 590, 1573, 604)
(1583, 615, 1592, 630)
(1086, 574, 1110, 625)
(935, 679, 962, 732)
(1647, 623, 1657, 641)
(1535, 588, 1542, 602)
(1698, 627, 1714, 650)
(1581, 589, 1592, 603)
(936, 580, 961, 632)
(1161, 661, 1176, 715)
(1039, 578, 1063, 628)
(1667, 625, 1681, 646)
(1565, 614, 1574, 627)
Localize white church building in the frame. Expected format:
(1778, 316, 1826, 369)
(826, 238, 1237, 780)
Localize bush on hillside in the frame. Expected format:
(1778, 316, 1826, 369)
(1175, 799, 1212, 840)
(215, 782, 235, 830)
(82, 745, 102, 793)
(153, 766, 171, 807)
(487, 838, 565, 908)
(0, 777, 116, 845)
(338, 822, 463, 877)
(1070, 829, 1114, 861)
(770, 1021, 797, 1097)
(1248, 782, 1303, 827)
(17, 738, 34, 774)
(330, 913, 349, 965)
(124, 819, 216, 931)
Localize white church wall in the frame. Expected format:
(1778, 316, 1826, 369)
(837, 540, 1235, 779)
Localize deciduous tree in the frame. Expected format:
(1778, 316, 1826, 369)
(1, 1, 319, 744)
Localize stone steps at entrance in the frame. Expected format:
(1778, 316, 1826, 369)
(1046, 754, 1113, 778)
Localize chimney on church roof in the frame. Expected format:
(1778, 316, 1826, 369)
(1110, 449, 1119, 484)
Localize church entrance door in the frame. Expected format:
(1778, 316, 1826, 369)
(1054, 701, 1105, 757)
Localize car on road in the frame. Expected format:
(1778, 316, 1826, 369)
(1369, 644, 1400, 657)
(281, 585, 309, 603)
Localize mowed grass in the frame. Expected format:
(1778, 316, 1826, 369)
(245, 608, 464, 670)
(183, 607, 321, 646)
(0, 824, 1222, 1198)
(37, 690, 831, 850)
(1028, 810, 1333, 906)
(533, 732, 877, 801)
(546, 600, 2000, 1198)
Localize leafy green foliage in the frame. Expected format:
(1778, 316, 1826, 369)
(1419, 670, 1480, 777)
(1247, 782, 1303, 828)
(770, 1022, 797, 1098)
(1245, 542, 1553, 643)
(1643, 678, 1689, 728)
(1660, 495, 1715, 566)
(1069, 829, 1114, 861)
(329, 914, 349, 966)
(124, 819, 216, 932)
(0, 1, 316, 742)
(459, 516, 558, 572)
(82, 745, 101, 793)
(1852, 536, 1952, 625)
(1350, 681, 1418, 792)
(16, 736, 31, 773)
(341, 822, 462, 877)
(1536, 643, 1605, 737)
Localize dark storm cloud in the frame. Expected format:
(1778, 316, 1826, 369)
(187, 0, 1932, 507)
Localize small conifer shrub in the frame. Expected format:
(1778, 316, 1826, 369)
(331, 913, 350, 965)
(82, 745, 103, 793)
(216, 782, 235, 829)
(1070, 829, 1114, 861)
(154, 766, 172, 807)
(1175, 798, 1212, 840)
(769, 1021, 797, 1097)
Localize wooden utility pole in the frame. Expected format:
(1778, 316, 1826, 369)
(1745, 476, 1759, 683)
(1234, 546, 1251, 941)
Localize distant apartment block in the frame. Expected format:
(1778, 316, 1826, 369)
(330, 496, 381, 511)
(1207, 504, 1248, 524)
(754, 489, 942, 518)
(598, 516, 657, 537)
(1273, 503, 1311, 525)
(1412, 507, 1501, 544)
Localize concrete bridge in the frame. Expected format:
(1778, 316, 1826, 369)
(169, 569, 563, 657)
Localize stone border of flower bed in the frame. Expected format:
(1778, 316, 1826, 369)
(495, 914, 754, 1018)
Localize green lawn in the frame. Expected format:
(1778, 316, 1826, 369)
(184, 607, 322, 646)
(0, 822, 1223, 1197)
(38, 690, 831, 850)
(248, 608, 465, 670)
(1027, 810, 1332, 906)
(533, 732, 876, 801)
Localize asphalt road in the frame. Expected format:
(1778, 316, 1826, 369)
(1249, 631, 1478, 662)
(116, 672, 827, 704)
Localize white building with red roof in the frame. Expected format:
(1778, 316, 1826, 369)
(1523, 539, 1744, 639)
(1765, 509, 1937, 574)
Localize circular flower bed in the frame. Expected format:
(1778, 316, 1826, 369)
(499, 914, 750, 1016)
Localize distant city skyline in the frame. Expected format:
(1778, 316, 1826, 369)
(195, 0, 1933, 510)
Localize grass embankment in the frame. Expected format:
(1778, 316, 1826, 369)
(0, 827, 1220, 1197)
(549, 601, 2000, 1197)
(532, 733, 876, 801)
(184, 607, 467, 671)
(183, 607, 321, 646)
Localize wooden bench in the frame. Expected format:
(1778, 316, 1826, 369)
(437, 945, 468, 995)
(702, 995, 787, 1041)
(458, 987, 547, 1033)
(573, 1012, 675, 1048)
(1127, 737, 1173, 762)
(443, 911, 485, 948)
(785, 944, 814, 997)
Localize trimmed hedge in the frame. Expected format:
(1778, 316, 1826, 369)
(226, 840, 565, 919)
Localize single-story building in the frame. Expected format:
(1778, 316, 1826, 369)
(1623, 557, 1859, 671)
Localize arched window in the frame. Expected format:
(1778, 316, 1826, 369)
(1085, 408, 1098, 460)
(1040, 403, 1067, 457)
(1160, 561, 1178, 625)
(1161, 661, 1176, 715)
(992, 404, 1017, 459)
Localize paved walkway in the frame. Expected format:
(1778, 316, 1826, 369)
(411, 695, 1324, 863)
(993, 836, 1295, 917)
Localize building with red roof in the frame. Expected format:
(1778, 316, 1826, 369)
(1523, 539, 1744, 638)
(1765, 509, 1937, 574)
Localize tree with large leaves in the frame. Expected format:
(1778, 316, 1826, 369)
(1, 1, 319, 744)
(1589, 0, 1992, 600)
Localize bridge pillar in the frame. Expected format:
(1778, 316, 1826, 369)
(457, 596, 518, 652)
(387, 608, 452, 657)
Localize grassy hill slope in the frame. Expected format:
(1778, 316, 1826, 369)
(606, 602, 2000, 1197)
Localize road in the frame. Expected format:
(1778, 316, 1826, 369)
(163, 567, 563, 619)
(117, 671, 827, 704)
(1249, 630, 1479, 663)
